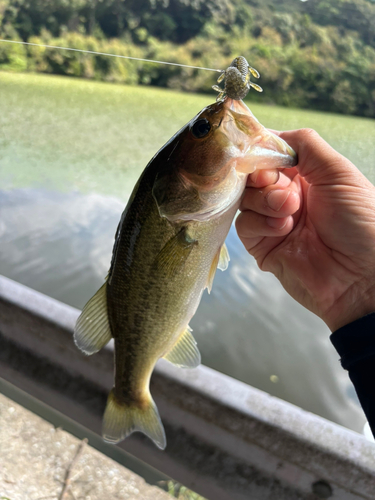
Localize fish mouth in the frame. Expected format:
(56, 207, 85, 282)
(221, 98, 297, 173)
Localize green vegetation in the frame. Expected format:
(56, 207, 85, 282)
(0, 0, 374, 117)
(160, 480, 207, 499)
(1, 71, 374, 200)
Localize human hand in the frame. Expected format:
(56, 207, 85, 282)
(236, 128, 375, 331)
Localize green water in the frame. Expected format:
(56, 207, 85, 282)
(0, 71, 374, 197)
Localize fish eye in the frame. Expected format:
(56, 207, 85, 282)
(191, 118, 211, 139)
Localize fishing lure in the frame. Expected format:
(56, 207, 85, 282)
(213, 56, 263, 102)
(0, 40, 261, 102)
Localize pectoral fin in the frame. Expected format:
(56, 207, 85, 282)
(154, 227, 196, 279)
(163, 326, 201, 368)
(74, 282, 112, 355)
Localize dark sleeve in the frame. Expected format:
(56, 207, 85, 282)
(330, 313, 375, 437)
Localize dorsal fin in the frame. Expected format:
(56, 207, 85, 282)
(163, 326, 201, 368)
(74, 282, 112, 355)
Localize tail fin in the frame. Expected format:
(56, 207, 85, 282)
(102, 389, 166, 450)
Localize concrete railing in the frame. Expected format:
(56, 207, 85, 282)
(0, 274, 374, 499)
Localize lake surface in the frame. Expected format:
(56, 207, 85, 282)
(1, 71, 374, 434)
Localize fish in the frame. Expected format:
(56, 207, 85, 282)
(74, 97, 296, 449)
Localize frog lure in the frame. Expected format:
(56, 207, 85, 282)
(213, 56, 263, 102)
(0, 40, 262, 103)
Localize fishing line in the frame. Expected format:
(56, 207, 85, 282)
(0, 39, 222, 73)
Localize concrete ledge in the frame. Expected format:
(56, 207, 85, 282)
(1, 275, 375, 499)
(0, 392, 171, 500)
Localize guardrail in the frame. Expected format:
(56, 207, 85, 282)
(0, 274, 374, 499)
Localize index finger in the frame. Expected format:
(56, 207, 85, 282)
(247, 169, 279, 188)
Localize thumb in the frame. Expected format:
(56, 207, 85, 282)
(277, 128, 359, 186)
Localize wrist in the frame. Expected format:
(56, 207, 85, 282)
(326, 309, 375, 332)
(323, 282, 375, 332)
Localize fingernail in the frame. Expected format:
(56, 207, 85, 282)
(266, 217, 288, 229)
(267, 190, 289, 211)
(269, 171, 280, 184)
(249, 171, 259, 184)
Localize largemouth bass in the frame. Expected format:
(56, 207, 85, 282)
(74, 97, 296, 449)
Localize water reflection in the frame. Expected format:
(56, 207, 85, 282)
(0, 188, 365, 433)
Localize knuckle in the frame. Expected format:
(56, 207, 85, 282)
(240, 188, 256, 211)
(299, 128, 319, 141)
(235, 211, 261, 239)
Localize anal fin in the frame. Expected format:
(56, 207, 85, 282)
(74, 282, 112, 355)
(163, 326, 201, 369)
